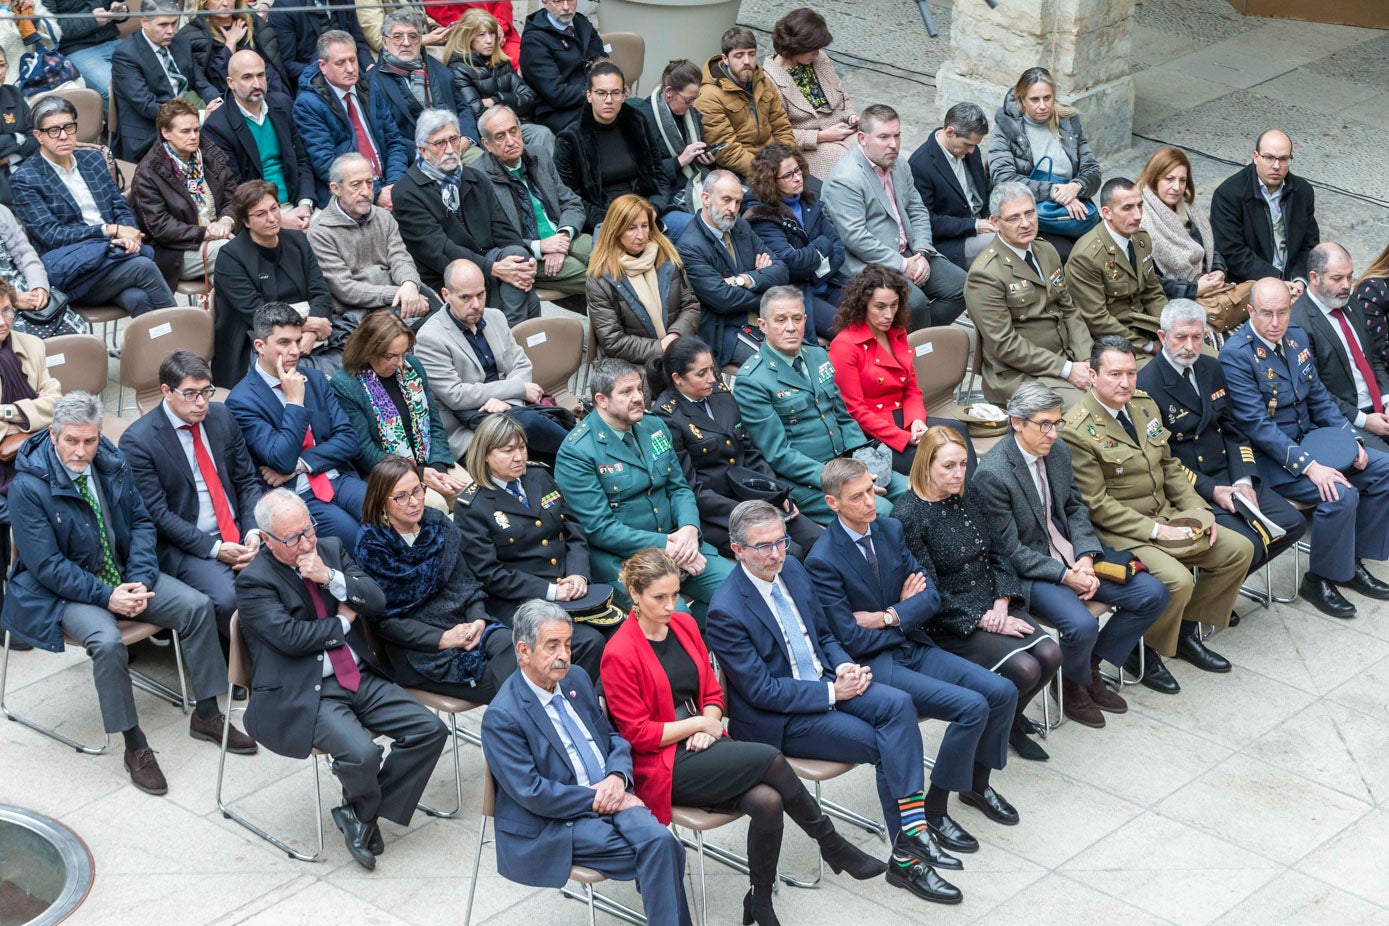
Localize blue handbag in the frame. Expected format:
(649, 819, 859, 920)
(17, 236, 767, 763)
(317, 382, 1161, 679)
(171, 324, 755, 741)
(1029, 156, 1100, 237)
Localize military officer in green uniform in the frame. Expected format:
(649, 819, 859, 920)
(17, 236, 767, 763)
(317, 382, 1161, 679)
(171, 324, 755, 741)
(965, 182, 1093, 407)
(554, 357, 734, 626)
(1064, 178, 1168, 363)
(1062, 335, 1254, 695)
(734, 285, 908, 525)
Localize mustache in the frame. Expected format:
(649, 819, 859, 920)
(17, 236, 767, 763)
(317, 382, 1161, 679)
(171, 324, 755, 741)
(550, 658, 570, 672)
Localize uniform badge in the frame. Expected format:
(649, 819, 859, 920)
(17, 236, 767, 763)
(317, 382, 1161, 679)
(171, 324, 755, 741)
(1297, 349, 1311, 365)
(649, 430, 672, 457)
(1145, 419, 1162, 439)
(494, 510, 511, 530)
(1, 114, 12, 125)
(540, 490, 561, 509)
(817, 361, 834, 384)
(1086, 424, 1098, 436)
(1256, 347, 1266, 359)
(1267, 397, 1278, 416)
(1049, 268, 1064, 288)
(1105, 260, 1121, 282)
(688, 423, 704, 440)
(1100, 438, 1117, 449)
(1210, 388, 1226, 402)
(775, 389, 793, 399)
(1266, 368, 1277, 380)
(1116, 467, 1124, 475)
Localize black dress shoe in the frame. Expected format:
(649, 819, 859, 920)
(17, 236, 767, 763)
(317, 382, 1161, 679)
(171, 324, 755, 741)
(331, 804, 377, 871)
(1008, 727, 1049, 761)
(1228, 610, 1241, 628)
(1017, 714, 1040, 735)
(9, 639, 32, 652)
(886, 835, 962, 905)
(1124, 647, 1180, 694)
(925, 814, 978, 853)
(896, 828, 962, 871)
(1345, 562, 1389, 600)
(1300, 574, 1357, 618)
(1175, 634, 1232, 673)
(959, 787, 1019, 825)
(231, 685, 248, 702)
(367, 822, 384, 856)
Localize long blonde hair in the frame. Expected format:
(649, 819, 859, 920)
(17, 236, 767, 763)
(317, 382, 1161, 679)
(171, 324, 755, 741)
(1357, 240, 1389, 289)
(192, 0, 254, 45)
(588, 194, 682, 280)
(443, 8, 508, 70)
(1014, 67, 1077, 138)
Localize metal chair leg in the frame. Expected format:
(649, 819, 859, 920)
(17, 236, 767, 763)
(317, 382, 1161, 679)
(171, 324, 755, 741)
(559, 884, 646, 925)
(130, 630, 190, 712)
(1272, 547, 1300, 603)
(463, 816, 488, 926)
(418, 712, 464, 818)
(778, 781, 825, 889)
(0, 630, 112, 754)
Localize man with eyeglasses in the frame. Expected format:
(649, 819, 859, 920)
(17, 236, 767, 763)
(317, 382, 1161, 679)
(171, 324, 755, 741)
(368, 8, 478, 160)
(1221, 278, 1389, 618)
(235, 487, 447, 870)
(1211, 129, 1319, 294)
(519, 0, 605, 133)
(121, 350, 263, 646)
(964, 181, 1093, 407)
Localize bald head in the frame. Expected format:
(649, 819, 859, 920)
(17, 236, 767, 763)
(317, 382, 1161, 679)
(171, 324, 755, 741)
(442, 258, 487, 327)
(227, 50, 268, 109)
(444, 258, 483, 292)
(1248, 277, 1292, 342)
(1308, 242, 1354, 310)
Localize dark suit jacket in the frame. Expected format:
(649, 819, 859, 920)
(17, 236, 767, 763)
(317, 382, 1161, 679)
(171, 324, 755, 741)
(391, 162, 525, 291)
(119, 402, 262, 570)
(234, 536, 386, 757)
(676, 215, 790, 367)
(202, 91, 316, 206)
(369, 55, 479, 146)
(1210, 162, 1319, 283)
(226, 363, 359, 480)
(480, 666, 635, 887)
(268, 0, 372, 85)
(1291, 291, 1389, 423)
(110, 31, 198, 162)
(907, 129, 990, 269)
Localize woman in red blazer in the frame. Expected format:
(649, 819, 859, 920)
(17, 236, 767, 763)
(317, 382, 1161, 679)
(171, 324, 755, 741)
(828, 264, 978, 475)
(600, 549, 885, 926)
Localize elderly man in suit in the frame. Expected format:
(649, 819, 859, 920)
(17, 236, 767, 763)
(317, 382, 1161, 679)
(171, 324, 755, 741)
(707, 499, 962, 905)
(1210, 130, 1319, 291)
(1064, 178, 1168, 361)
(110, 0, 207, 162)
(975, 382, 1168, 721)
(807, 458, 1019, 852)
(236, 488, 447, 870)
(413, 258, 568, 461)
(1220, 278, 1389, 618)
(121, 351, 263, 642)
(481, 600, 692, 924)
(965, 182, 1093, 407)
(907, 102, 995, 271)
(1063, 336, 1254, 693)
(821, 103, 966, 328)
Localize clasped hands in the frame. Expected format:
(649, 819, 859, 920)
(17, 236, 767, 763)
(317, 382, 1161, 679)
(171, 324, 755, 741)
(665, 524, 705, 576)
(591, 773, 644, 814)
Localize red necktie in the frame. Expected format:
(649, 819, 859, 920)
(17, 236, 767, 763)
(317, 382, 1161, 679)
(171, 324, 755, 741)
(304, 577, 360, 692)
(299, 426, 335, 502)
(181, 423, 240, 544)
(1330, 308, 1383, 413)
(343, 91, 382, 178)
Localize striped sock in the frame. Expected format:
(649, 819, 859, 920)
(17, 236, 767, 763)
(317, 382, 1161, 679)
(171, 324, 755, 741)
(898, 793, 925, 837)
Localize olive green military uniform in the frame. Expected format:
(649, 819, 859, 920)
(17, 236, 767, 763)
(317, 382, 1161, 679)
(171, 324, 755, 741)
(1064, 224, 1167, 363)
(1061, 390, 1254, 657)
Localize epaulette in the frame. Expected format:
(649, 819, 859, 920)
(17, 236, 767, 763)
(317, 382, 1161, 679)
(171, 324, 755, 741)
(659, 398, 678, 413)
(564, 421, 589, 443)
(526, 460, 549, 469)
(738, 351, 764, 376)
(1065, 403, 1091, 426)
(456, 483, 479, 506)
(715, 378, 732, 393)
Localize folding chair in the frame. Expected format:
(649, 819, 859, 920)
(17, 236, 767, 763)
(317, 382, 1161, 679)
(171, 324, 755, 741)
(117, 306, 215, 413)
(512, 315, 586, 412)
(600, 32, 646, 93)
(779, 757, 886, 888)
(42, 334, 109, 395)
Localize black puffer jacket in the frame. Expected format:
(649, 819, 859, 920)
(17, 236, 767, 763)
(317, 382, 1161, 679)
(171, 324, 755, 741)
(447, 52, 535, 120)
(555, 103, 674, 232)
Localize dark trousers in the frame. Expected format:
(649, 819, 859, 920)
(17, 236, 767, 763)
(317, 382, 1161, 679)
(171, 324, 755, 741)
(485, 244, 542, 326)
(571, 809, 693, 926)
(1266, 448, 1389, 582)
(301, 473, 368, 548)
(165, 545, 238, 640)
(1028, 571, 1168, 684)
(512, 408, 571, 459)
(1211, 485, 1307, 572)
(863, 642, 1015, 795)
(904, 255, 967, 328)
(312, 671, 449, 825)
(778, 678, 922, 840)
(83, 254, 176, 317)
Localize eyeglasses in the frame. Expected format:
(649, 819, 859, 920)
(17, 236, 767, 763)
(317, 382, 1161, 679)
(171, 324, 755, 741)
(171, 386, 217, 402)
(1026, 418, 1063, 435)
(667, 88, 699, 106)
(777, 165, 804, 182)
(739, 536, 790, 557)
(389, 484, 427, 505)
(386, 31, 421, 43)
(1256, 152, 1293, 166)
(590, 89, 625, 101)
(39, 122, 79, 139)
(264, 521, 318, 547)
(426, 133, 463, 150)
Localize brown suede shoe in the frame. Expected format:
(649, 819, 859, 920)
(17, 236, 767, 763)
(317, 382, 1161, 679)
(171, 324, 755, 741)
(1061, 680, 1105, 727)
(124, 746, 168, 795)
(1088, 664, 1129, 714)
(190, 712, 258, 755)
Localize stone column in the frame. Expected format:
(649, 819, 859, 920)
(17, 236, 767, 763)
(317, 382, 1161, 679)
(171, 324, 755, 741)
(935, 0, 1135, 159)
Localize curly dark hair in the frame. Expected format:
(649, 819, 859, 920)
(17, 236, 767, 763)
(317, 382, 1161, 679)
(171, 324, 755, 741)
(833, 264, 911, 334)
(744, 142, 814, 225)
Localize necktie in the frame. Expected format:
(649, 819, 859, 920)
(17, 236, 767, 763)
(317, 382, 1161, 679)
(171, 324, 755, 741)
(792, 356, 807, 380)
(856, 535, 879, 578)
(1274, 342, 1287, 367)
(696, 399, 713, 420)
(1035, 458, 1075, 566)
(770, 583, 819, 680)
(1023, 249, 1041, 280)
(505, 479, 529, 508)
(1117, 408, 1140, 445)
(304, 577, 360, 691)
(1330, 308, 1383, 413)
(1125, 239, 1137, 274)
(75, 474, 121, 586)
(1182, 366, 1197, 393)
(181, 423, 240, 544)
(273, 384, 336, 502)
(156, 45, 187, 96)
(622, 430, 642, 459)
(550, 691, 605, 784)
(343, 92, 382, 178)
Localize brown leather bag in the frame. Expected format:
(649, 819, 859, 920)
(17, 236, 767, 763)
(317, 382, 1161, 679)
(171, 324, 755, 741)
(1197, 279, 1255, 333)
(0, 431, 29, 462)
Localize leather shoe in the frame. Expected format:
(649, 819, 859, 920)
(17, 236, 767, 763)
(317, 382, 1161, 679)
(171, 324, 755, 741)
(124, 746, 168, 795)
(896, 828, 962, 871)
(1175, 634, 1231, 673)
(886, 834, 962, 904)
(925, 814, 978, 853)
(819, 831, 887, 879)
(1061, 679, 1105, 727)
(1345, 562, 1389, 600)
(1087, 664, 1128, 713)
(1008, 727, 1049, 761)
(1124, 647, 1180, 694)
(367, 822, 384, 857)
(189, 712, 257, 754)
(8, 638, 32, 651)
(1227, 610, 1242, 628)
(1301, 574, 1357, 618)
(959, 787, 1019, 826)
(331, 804, 377, 871)
(231, 685, 248, 702)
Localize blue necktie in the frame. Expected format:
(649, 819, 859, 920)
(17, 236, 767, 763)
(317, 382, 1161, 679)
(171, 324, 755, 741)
(551, 692, 605, 785)
(771, 583, 819, 680)
(505, 479, 529, 508)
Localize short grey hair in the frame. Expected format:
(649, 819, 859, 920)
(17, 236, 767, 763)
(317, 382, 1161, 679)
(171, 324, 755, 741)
(140, 0, 178, 15)
(512, 599, 572, 650)
(943, 102, 988, 138)
(328, 152, 372, 187)
(1159, 298, 1207, 333)
(990, 181, 1034, 219)
(414, 107, 459, 150)
(1006, 381, 1063, 421)
(821, 457, 869, 497)
(253, 488, 308, 533)
(702, 169, 740, 198)
(315, 29, 356, 63)
(759, 285, 803, 320)
(857, 103, 898, 135)
(477, 104, 518, 140)
(729, 499, 784, 547)
(381, 7, 424, 37)
(588, 357, 641, 400)
(49, 391, 102, 436)
(30, 95, 76, 129)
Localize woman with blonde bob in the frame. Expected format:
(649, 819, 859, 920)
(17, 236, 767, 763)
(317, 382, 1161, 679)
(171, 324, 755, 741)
(586, 194, 701, 363)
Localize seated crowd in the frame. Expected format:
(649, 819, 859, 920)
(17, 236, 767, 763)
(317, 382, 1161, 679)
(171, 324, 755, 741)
(4, 3, 1389, 924)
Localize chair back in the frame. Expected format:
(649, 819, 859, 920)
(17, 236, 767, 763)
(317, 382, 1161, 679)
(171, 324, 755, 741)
(511, 316, 585, 399)
(120, 307, 215, 413)
(601, 32, 645, 92)
(906, 326, 969, 416)
(480, 760, 496, 817)
(101, 415, 131, 443)
(30, 88, 104, 143)
(43, 334, 109, 395)
(227, 615, 252, 690)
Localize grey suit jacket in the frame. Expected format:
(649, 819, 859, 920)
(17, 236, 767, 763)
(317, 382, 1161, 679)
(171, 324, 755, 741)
(479, 149, 587, 253)
(413, 306, 535, 458)
(821, 144, 936, 277)
(1290, 291, 1389, 424)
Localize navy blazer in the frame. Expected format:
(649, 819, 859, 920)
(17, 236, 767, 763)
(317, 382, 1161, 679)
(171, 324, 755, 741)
(268, 0, 372, 85)
(369, 55, 479, 146)
(225, 364, 359, 482)
(907, 129, 990, 269)
(119, 402, 264, 568)
(676, 216, 790, 367)
(481, 666, 636, 888)
(705, 559, 852, 751)
(202, 90, 316, 206)
(11, 149, 137, 252)
(805, 516, 939, 659)
(110, 31, 198, 162)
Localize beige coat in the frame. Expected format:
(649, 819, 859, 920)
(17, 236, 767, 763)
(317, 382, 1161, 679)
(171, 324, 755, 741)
(761, 53, 857, 179)
(8, 330, 61, 434)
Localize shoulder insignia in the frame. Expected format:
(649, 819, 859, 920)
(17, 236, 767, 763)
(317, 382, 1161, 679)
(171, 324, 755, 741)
(526, 460, 549, 469)
(564, 425, 587, 444)
(715, 379, 732, 393)
(456, 483, 478, 507)
(659, 399, 677, 413)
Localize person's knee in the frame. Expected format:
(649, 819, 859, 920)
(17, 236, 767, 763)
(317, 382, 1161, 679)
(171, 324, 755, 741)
(331, 732, 384, 769)
(953, 689, 989, 728)
(85, 627, 127, 663)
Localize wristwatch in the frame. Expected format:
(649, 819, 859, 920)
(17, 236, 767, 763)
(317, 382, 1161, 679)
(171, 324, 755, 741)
(2, 405, 13, 421)
(883, 610, 897, 627)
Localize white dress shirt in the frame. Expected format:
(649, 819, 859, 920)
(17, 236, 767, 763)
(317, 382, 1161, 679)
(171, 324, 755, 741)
(45, 152, 104, 228)
(315, 568, 355, 678)
(938, 133, 981, 215)
(521, 671, 607, 786)
(161, 401, 225, 540)
(333, 84, 380, 165)
(254, 362, 339, 496)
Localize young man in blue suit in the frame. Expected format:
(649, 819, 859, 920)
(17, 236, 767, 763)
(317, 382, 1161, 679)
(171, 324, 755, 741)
(706, 499, 964, 906)
(481, 600, 693, 926)
(227, 301, 367, 546)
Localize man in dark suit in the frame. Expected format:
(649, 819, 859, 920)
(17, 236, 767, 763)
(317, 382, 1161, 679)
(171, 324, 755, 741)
(707, 499, 963, 906)
(517, 0, 606, 133)
(1210, 130, 1319, 289)
(226, 302, 368, 547)
(907, 102, 995, 271)
(480, 600, 692, 924)
(236, 487, 447, 870)
(110, 0, 203, 162)
(268, 0, 372, 86)
(1291, 243, 1389, 452)
(806, 458, 1019, 855)
(370, 9, 479, 156)
(121, 351, 263, 642)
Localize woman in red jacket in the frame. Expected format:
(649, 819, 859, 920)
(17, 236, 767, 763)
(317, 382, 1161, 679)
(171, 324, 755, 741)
(600, 549, 885, 926)
(828, 264, 977, 475)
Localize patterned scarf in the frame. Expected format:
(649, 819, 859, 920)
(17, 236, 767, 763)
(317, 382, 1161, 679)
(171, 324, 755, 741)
(416, 155, 461, 211)
(359, 360, 431, 463)
(164, 142, 213, 225)
(1140, 184, 1215, 282)
(789, 63, 828, 110)
(379, 51, 430, 111)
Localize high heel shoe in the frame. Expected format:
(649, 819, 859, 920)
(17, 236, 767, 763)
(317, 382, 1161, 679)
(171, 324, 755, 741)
(742, 886, 781, 926)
